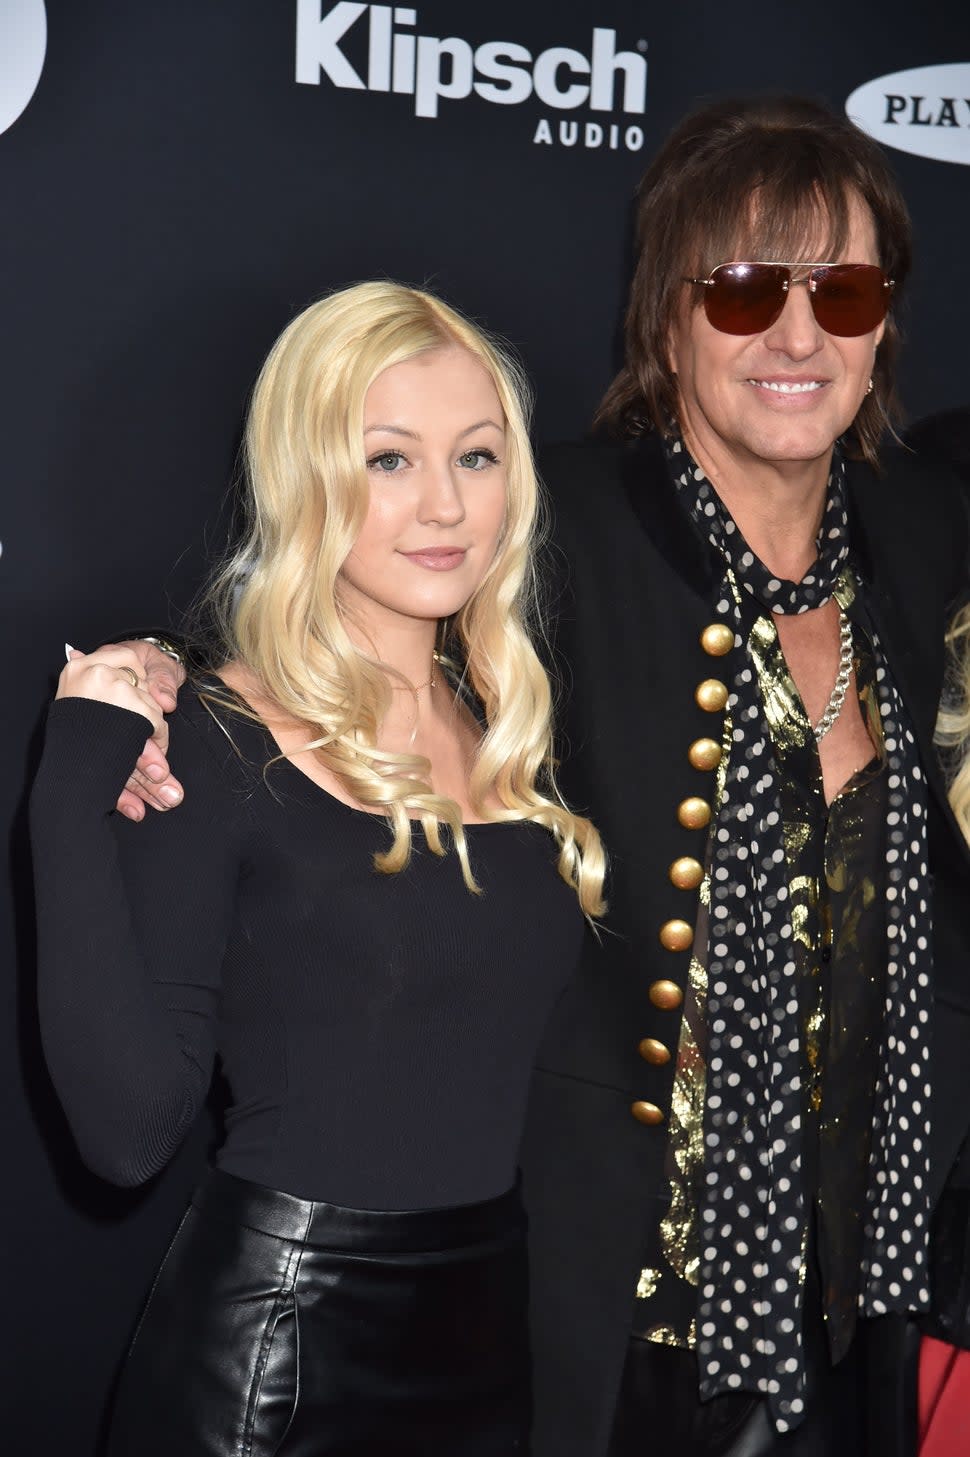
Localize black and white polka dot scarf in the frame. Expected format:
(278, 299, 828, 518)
(666, 438, 932, 1432)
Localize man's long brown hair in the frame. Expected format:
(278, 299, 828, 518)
(595, 96, 912, 467)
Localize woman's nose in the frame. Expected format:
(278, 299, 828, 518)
(418, 463, 466, 525)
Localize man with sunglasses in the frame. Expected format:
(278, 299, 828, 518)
(518, 94, 970, 1457)
(92, 95, 970, 1457)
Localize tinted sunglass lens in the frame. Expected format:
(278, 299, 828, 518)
(705, 264, 788, 334)
(811, 265, 889, 336)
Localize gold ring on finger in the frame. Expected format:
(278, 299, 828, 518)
(117, 666, 140, 690)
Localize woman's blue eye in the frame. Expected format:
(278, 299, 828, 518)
(367, 447, 499, 473)
(368, 451, 406, 472)
(459, 448, 499, 470)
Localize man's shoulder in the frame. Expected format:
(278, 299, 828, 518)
(850, 446, 969, 542)
(538, 433, 665, 480)
(854, 445, 969, 506)
(537, 433, 669, 528)
(537, 437, 629, 470)
(848, 446, 970, 600)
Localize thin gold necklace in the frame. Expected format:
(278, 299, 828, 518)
(405, 649, 441, 694)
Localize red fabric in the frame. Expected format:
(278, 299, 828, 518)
(919, 1335, 970, 1456)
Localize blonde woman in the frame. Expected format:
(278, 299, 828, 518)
(30, 282, 604, 1457)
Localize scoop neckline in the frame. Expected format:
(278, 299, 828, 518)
(273, 755, 518, 828)
(200, 674, 520, 830)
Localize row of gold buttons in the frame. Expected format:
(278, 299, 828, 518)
(632, 623, 732, 1129)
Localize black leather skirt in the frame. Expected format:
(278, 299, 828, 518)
(107, 1169, 531, 1456)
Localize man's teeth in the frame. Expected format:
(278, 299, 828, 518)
(752, 379, 824, 393)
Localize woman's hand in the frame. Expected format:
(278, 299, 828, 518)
(58, 644, 181, 819)
(59, 642, 165, 727)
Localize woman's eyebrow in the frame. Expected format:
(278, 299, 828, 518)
(363, 423, 420, 438)
(363, 419, 503, 439)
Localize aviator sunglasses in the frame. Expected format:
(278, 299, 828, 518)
(684, 262, 894, 337)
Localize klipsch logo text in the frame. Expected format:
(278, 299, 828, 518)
(295, 1, 648, 152)
(0, 0, 47, 138)
(846, 63, 970, 166)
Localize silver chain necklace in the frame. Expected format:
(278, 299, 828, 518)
(812, 606, 854, 741)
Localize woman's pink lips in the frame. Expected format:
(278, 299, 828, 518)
(400, 547, 468, 570)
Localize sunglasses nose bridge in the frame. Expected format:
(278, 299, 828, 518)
(765, 271, 826, 344)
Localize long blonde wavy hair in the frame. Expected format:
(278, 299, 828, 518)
(201, 281, 605, 916)
(937, 602, 970, 838)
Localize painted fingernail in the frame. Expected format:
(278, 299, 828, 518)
(160, 786, 182, 805)
(64, 642, 77, 661)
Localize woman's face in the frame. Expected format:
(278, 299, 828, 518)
(338, 346, 508, 636)
(667, 192, 886, 477)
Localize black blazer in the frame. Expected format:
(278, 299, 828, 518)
(520, 433, 970, 1457)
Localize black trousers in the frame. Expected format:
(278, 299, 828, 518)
(609, 1258, 918, 1457)
(107, 1169, 531, 1457)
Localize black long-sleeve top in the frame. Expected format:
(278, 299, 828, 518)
(30, 684, 582, 1209)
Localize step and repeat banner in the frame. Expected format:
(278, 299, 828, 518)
(2, 1, 968, 1448)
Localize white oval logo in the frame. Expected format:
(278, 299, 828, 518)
(0, 0, 47, 138)
(846, 63, 970, 165)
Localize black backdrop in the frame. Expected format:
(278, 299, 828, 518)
(2, 3, 968, 1449)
